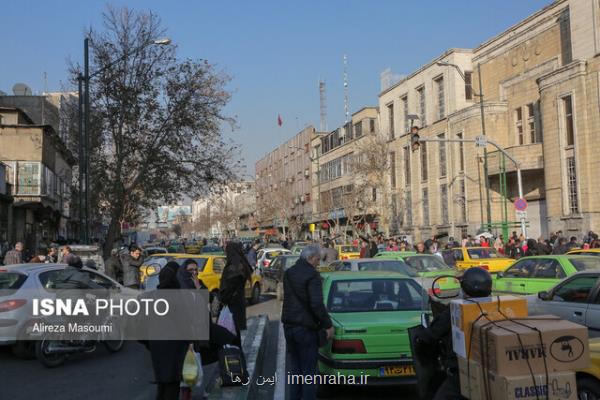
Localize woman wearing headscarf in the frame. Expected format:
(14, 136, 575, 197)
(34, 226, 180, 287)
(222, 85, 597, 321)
(219, 241, 253, 345)
(147, 261, 190, 400)
(177, 259, 201, 289)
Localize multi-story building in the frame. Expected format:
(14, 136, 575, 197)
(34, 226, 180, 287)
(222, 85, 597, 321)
(255, 126, 316, 239)
(309, 107, 379, 238)
(0, 162, 13, 242)
(0, 106, 75, 250)
(381, 0, 600, 240)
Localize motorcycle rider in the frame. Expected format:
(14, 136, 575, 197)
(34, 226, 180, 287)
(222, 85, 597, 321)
(413, 267, 492, 400)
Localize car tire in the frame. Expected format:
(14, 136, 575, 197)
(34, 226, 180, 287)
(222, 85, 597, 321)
(11, 341, 35, 359)
(578, 376, 600, 400)
(249, 284, 260, 305)
(276, 282, 283, 301)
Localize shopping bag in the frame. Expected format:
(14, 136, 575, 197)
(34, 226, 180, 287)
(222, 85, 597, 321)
(219, 345, 248, 386)
(182, 349, 200, 387)
(217, 306, 237, 336)
(181, 352, 204, 389)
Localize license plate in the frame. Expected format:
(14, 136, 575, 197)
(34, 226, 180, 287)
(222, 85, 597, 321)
(380, 365, 415, 376)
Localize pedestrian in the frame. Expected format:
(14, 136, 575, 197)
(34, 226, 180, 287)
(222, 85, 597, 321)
(552, 237, 568, 255)
(494, 236, 504, 253)
(386, 239, 398, 252)
(219, 241, 253, 346)
(29, 247, 53, 263)
(565, 236, 579, 252)
(505, 238, 523, 259)
(359, 240, 369, 258)
(282, 245, 334, 400)
(120, 244, 144, 289)
(415, 242, 426, 254)
(59, 245, 72, 262)
(146, 261, 190, 400)
(524, 239, 540, 257)
(537, 237, 552, 255)
(246, 239, 260, 268)
(321, 241, 338, 264)
(3, 242, 24, 265)
(177, 258, 201, 289)
(369, 239, 379, 258)
(104, 248, 122, 282)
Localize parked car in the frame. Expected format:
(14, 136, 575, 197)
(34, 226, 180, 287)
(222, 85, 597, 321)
(451, 247, 514, 273)
(322, 258, 418, 278)
(494, 255, 600, 295)
(257, 248, 291, 269)
(335, 244, 361, 260)
(316, 272, 428, 396)
(568, 249, 600, 257)
(0, 263, 135, 359)
(261, 255, 300, 300)
(60, 245, 106, 273)
(290, 241, 309, 255)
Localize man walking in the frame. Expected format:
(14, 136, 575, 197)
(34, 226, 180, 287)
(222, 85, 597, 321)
(120, 244, 144, 289)
(3, 242, 24, 265)
(282, 245, 334, 400)
(246, 239, 260, 268)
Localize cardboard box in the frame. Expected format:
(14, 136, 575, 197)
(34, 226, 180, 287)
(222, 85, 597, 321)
(451, 296, 528, 359)
(471, 316, 589, 376)
(459, 357, 578, 400)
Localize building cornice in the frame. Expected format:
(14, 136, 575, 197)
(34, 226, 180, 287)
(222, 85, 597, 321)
(537, 60, 588, 91)
(447, 101, 508, 125)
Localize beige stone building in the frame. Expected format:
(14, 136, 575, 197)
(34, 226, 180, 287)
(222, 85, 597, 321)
(255, 126, 316, 239)
(380, 0, 600, 240)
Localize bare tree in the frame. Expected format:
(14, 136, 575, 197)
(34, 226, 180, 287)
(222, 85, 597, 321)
(72, 7, 240, 256)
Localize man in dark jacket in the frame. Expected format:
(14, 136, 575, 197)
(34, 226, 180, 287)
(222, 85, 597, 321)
(3, 242, 23, 265)
(120, 244, 143, 289)
(246, 240, 259, 268)
(282, 244, 334, 400)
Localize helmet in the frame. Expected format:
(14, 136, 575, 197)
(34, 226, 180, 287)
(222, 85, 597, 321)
(460, 267, 492, 298)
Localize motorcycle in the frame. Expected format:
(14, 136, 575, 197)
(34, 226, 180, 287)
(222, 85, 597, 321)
(35, 336, 124, 368)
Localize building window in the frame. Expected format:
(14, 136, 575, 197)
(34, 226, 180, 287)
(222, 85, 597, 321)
(563, 95, 574, 146)
(403, 145, 411, 185)
(559, 8, 572, 65)
(456, 132, 465, 172)
(405, 190, 412, 227)
(372, 187, 377, 202)
(567, 156, 579, 214)
(417, 86, 426, 126)
(440, 184, 448, 224)
(459, 179, 467, 222)
(402, 95, 409, 133)
(420, 142, 428, 181)
(438, 133, 447, 177)
(464, 72, 473, 100)
(515, 107, 524, 145)
(527, 103, 537, 143)
(435, 76, 445, 120)
(422, 188, 429, 226)
(387, 103, 395, 140)
(390, 151, 396, 189)
(369, 119, 375, 133)
(354, 121, 362, 137)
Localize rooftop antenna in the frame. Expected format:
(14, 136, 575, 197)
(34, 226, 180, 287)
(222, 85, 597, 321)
(43, 72, 48, 95)
(343, 54, 349, 125)
(319, 79, 327, 132)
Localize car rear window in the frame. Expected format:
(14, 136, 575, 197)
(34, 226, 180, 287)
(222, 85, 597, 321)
(0, 272, 27, 291)
(340, 246, 359, 252)
(404, 256, 451, 272)
(467, 248, 500, 259)
(568, 257, 600, 271)
(357, 260, 418, 277)
(327, 279, 426, 312)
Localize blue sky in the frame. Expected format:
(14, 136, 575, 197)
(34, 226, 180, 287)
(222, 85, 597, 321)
(1, 0, 550, 176)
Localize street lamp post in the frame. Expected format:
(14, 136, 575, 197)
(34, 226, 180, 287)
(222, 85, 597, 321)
(78, 37, 171, 243)
(437, 61, 492, 228)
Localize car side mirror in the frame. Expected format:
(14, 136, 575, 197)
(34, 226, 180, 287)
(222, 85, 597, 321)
(496, 272, 504, 279)
(538, 291, 551, 301)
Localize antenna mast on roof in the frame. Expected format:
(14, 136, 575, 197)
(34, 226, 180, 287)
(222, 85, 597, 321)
(319, 79, 327, 132)
(343, 54, 349, 125)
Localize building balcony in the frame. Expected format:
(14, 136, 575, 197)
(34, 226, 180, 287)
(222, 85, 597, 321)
(487, 142, 544, 176)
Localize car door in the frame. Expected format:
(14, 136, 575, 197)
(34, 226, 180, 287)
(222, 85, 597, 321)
(494, 259, 535, 294)
(527, 258, 566, 295)
(453, 249, 466, 269)
(540, 275, 599, 326)
(586, 281, 600, 337)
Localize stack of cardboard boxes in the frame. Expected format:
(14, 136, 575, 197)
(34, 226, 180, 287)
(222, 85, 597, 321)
(451, 296, 589, 400)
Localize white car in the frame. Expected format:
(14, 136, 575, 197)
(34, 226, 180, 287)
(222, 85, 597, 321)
(0, 263, 136, 357)
(256, 248, 291, 270)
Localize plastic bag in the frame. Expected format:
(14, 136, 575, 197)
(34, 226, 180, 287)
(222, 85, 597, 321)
(181, 351, 203, 388)
(217, 306, 237, 336)
(182, 349, 200, 387)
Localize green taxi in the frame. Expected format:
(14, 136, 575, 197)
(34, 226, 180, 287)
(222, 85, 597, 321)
(375, 252, 459, 294)
(493, 255, 600, 295)
(317, 272, 428, 395)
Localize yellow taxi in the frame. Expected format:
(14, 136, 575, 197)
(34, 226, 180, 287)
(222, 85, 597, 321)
(568, 248, 600, 256)
(335, 244, 360, 260)
(139, 253, 262, 304)
(451, 247, 514, 273)
(184, 242, 202, 254)
(576, 338, 600, 397)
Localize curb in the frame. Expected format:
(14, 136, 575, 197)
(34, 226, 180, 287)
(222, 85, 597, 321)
(206, 314, 269, 400)
(273, 321, 286, 400)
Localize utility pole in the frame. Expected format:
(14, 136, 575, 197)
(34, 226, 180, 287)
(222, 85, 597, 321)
(478, 63, 492, 228)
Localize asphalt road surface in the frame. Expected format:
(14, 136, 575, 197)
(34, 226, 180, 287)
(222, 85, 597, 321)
(1, 293, 420, 400)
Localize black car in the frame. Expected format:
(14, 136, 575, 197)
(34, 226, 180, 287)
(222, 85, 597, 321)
(261, 255, 299, 300)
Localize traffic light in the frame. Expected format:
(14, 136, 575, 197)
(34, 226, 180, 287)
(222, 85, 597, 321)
(410, 132, 420, 152)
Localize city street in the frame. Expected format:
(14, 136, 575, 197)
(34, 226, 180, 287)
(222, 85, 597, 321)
(0, 293, 419, 400)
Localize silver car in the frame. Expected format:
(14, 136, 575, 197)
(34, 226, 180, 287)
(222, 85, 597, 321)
(527, 271, 600, 338)
(0, 263, 135, 357)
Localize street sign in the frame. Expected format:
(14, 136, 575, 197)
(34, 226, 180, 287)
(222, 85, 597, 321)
(516, 210, 527, 219)
(514, 197, 528, 211)
(475, 135, 487, 147)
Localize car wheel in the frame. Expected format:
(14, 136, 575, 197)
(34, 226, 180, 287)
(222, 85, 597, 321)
(276, 282, 283, 301)
(249, 284, 260, 305)
(11, 341, 35, 359)
(578, 376, 600, 400)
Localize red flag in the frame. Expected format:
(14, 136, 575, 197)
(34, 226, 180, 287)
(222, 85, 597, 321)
(277, 114, 283, 127)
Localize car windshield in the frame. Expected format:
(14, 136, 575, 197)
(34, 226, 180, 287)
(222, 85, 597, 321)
(357, 260, 418, 277)
(340, 246, 359, 252)
(0, 272, 27, 291)
(568, 257, 600, 271)
(467, 248, 500, 259)
(327, 279, 427, 312)
(404, 256, 451, 272)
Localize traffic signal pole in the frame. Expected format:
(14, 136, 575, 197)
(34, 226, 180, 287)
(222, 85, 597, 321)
(411, 135, 527, 237)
